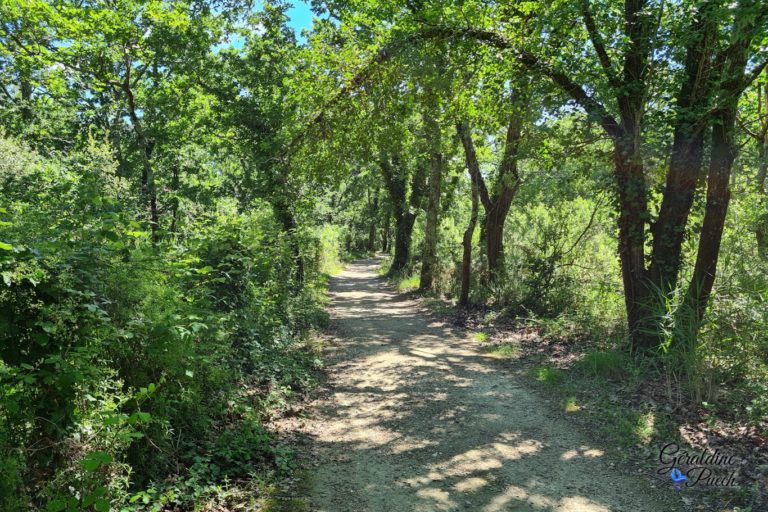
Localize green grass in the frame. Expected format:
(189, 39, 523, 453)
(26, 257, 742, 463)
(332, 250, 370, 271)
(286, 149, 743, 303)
(600, 406, 678, 448)
(485, 343, 518, 359)
(574, 349, 629, 380)
(472, 331, 488, 343)
(322, 262, 344, 276)
(563, 396, 581, 412)
(263, 469, 313, 511)
(396, 274, 420, 292)
(376, 256, 392, 276)
(528, 356, 679, 450)
(531, 366, 564, 384)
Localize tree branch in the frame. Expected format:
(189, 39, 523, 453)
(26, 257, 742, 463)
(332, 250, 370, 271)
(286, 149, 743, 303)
(743, 57, 768, 92)
(456, 120, 491, 211)
(580, 0, 621, 89)
(283, 25, 625, 160)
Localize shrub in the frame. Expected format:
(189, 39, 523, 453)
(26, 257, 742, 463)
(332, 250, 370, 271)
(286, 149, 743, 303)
(0, 135, 329, 510)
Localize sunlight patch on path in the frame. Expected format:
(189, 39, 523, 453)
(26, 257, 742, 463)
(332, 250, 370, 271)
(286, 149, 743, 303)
(303, 259, 682, 512)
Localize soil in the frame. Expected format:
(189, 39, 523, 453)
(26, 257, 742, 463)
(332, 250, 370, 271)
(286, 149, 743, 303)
(289, 259, 686, 511)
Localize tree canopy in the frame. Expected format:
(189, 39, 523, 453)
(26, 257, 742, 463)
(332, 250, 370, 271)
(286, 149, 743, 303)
(1, 0, 767, 509)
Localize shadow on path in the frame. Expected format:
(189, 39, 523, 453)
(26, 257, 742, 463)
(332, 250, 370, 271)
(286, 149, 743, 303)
(303, 258, 682, 512)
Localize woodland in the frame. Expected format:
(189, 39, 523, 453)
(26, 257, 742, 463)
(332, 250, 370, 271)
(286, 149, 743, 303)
(0, 0, 767, 510)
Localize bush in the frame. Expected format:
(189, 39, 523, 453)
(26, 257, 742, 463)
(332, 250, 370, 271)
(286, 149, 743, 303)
(0, 136, 329, 510)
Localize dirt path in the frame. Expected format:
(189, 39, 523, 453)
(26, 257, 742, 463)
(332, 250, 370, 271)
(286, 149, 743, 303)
(301, 259, 683, 511)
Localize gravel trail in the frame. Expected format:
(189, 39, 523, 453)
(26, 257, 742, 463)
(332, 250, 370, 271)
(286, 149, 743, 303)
(303, 259, 682, 511)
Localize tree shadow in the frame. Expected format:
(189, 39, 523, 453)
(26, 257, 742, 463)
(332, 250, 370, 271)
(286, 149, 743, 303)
(303, 259, 681, 511)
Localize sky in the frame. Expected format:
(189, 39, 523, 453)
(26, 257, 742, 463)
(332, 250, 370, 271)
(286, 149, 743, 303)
(285, 1, 314, 42)
(213, 1, 315, 52)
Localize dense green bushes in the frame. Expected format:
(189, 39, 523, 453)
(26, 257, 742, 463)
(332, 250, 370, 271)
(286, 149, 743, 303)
(0, 136, 337, 510)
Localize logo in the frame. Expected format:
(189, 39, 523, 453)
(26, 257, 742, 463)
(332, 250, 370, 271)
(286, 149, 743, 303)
(670, 468, 687, 490)
(657, 442, 739, 489)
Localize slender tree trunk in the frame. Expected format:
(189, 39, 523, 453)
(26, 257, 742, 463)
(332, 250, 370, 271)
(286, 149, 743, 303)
(170, 164, 180, 236)
(484, 110, 523, 280)
(648, 5, 716, 291)
(367, 186, 379, 253)
(122, 71, 159, 245)
(456, 107, 522, 286)
(273, 198, 304, 286)
(756, 141, 768, 259)
(683, 115, 735, 334)
(19, 70, 32, 123)
(754, 82, 768, 260)
(459, 149, 480, 307)
(612, 134, 656, 350)
(419, 112, 443, 292)
(380, 155, 408, 274)
(391, 212, 416, 274)
(683, 26, 754, 337)
(110, 109, 127, 179)
(381, 209, 390, 253)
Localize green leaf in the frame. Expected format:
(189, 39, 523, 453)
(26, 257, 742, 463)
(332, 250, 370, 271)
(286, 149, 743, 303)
(128, 411, 151, 424)
(102, 230, 120, 242)
(33, 333, 49, 346)
(80, 451, 112, 472)
(93, 498, 110, 511)
(0, 242, 12, 251)
(40, 321, 56, 334)
(46, 499, 66, 512)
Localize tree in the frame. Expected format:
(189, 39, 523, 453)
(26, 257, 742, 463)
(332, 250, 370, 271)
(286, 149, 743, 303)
(380, 150, 428, 275)
(422, 0, 768, 350)
(458, 123, 480, 306)
(418, 100, 444, 291)
(739, 73, 768, 259)
(456, 90, 525, 283)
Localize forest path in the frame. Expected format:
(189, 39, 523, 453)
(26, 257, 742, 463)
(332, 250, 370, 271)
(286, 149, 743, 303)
(301, 258, 680, 512)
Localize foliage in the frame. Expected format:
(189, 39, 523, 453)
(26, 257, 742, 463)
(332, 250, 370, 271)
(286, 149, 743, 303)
(0, 135, 329, 509)
(1, 0, 768, 508)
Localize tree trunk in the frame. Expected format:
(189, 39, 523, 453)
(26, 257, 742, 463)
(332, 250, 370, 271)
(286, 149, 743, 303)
(19, 71, 32, 123)
(756, 140, 768, 259)
(170, 164, 180, 236)
(391, 212, 416, 274)
(273, 199, 304, 286)
(456, 107, 522, 286)
(754, 82, 768, 260)
(683, 115, 735, 335)
(419, 111, 443, 292)
(459, 143, 480, 307)
(612, 135, 656, 350)
(649, 4, 717, 292)
(380, 155, 427, 276)
(122, 71, 159, 245)
(381, 209, 390, 253)
(683, 24, 755, 338)
(485, 110, 523, 280)
(367, 186, 379, 253)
